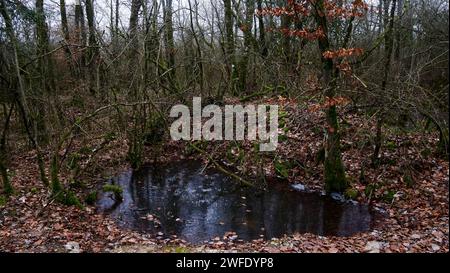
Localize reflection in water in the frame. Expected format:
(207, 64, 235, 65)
(97, 160, 372, 243)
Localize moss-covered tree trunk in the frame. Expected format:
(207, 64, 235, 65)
(223, 0, 236, 97)
(50, 154, 62, 195)
(314, 0, 347, 193)
(0, 154, 12, 195)
(237, 0, 255, 94)
(0, 105, 14, 195)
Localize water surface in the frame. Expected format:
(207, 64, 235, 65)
(97, 160, 372, 243)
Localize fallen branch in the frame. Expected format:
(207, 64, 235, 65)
(188, 142, 262, 189)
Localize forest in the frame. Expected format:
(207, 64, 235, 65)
(0, 0, 448, 253)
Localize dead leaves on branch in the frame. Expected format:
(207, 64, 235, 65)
(256, 0, 368, 19)
(308, 96, 351, 112)
(323, 48, 364, 59)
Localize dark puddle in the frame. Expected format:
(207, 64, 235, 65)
(97, 160, 373, 243)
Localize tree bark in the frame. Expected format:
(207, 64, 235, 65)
(280, 0, 292, 63)
(164, 0, 176, 90)
(372, 0, 397, 165)
(188, 0, 205, 95)
(35, 0, 56, 141)
(314, 0, 347, 193)
(59, 0, 72, 66)
(223, 0, 236, 97)
(75, 0, 87, 76)
(256, 0, 268, 57)
(237, 0, 255, 94)
(0, 104, 14, 195)
(0, 0, 49, 187)
(85, 0, 100, 95)
(394, 0, 403, 61)
(129, 0, 142, 52)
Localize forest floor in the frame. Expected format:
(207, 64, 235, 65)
(0, 96, 448, 253)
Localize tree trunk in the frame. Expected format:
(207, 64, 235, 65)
(85, 0, 100, 95)
(0, 105, 14, 195)
(115, 0, 119, 51)
(0, 0, 49, 187)
(372, 0, 397, 165)
(256, 0, 267, 57)
(188, 0, 205, 95)
(314, 0, 347, 193)
(164, 0, 176, 90)
(129, 0, 142, 52)
(60, 0, 73, 68)
(75, 0, 87, 76)
(280, 0, 292, 63)
(144, 0, 159, 88)
(35, 0, 55, 142)
(223, 0, 236, 97)
(394, 0, 403, 61)
(237, 0, 255, 94)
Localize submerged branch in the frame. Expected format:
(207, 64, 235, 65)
(188, 142, 262, 190)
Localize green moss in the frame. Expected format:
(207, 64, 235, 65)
(278, 110, 288, 128)
(0, 195, 6, 207)
(30, 187, 38, 194)
(274, 160, 290, 179)
(278, 134, 288, 142)
(57, 190, 83, 209)
(85, 191, 98, 205)
(385, 141, 397, 151)
(103, 184, 123, 201)
(383, 190, 395, 203)
(324, 153, 348, 193)
(174, 246, 188, 253)
(103, 184, 123, 194)
(364, 183, 379, 197)
(344, 188, 358, 200)
(50, 156, 62, 195)
(0, 159, 13, 196)
(252, 142, 259, 153)
(127, 143, 144, 169)
(323, 104, 348, 193)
